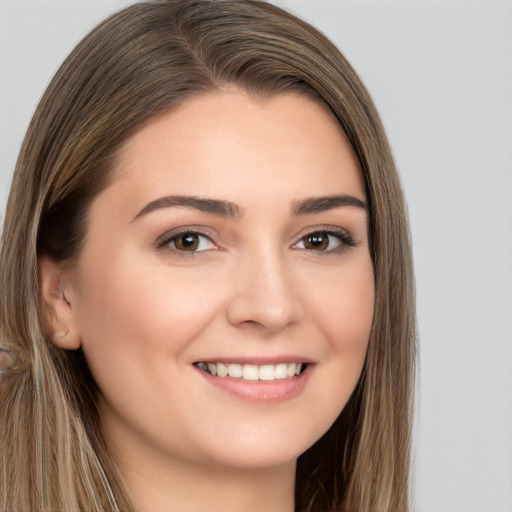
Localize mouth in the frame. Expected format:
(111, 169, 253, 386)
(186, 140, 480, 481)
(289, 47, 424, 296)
(194, 361, 307, 382)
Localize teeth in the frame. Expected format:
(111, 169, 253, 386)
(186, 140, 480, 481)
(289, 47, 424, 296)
(287, 363, 297, 377)
(259, 365, 275, 381)
(228, 363, 242, 378)
(275, 363, 287, 379)
(196, 362, 306, 381)
(216, 362, 228, 378)
(242, 365, 259, 381)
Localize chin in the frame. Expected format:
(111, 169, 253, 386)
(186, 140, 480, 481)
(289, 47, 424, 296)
(190, 422, 328, 471)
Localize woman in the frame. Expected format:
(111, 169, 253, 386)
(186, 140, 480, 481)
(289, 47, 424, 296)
(0, 1, 415, 511)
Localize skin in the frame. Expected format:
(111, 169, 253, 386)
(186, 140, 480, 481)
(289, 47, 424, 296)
(40, 89, 375, 512)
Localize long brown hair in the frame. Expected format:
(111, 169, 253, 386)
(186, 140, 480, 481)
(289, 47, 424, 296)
(0, 1, 415, 510)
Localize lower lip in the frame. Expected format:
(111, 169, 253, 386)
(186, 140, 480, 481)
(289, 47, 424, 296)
(195, 365, 313, 404)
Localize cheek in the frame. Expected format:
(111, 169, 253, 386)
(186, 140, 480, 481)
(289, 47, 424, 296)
(283, 258, 374, 448)
(72, 255, 223, 389)
(306, 258, 374, 401)
(311, 259, 375, 352)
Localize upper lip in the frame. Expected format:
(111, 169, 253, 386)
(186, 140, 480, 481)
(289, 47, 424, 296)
(193, 355, 315, 365)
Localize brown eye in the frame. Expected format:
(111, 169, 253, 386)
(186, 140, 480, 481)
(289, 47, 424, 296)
(174, 233, 200, 251)
(158, 231, 215, 253)
(294, 230, 353, 253)
(303, 233, 329, 251)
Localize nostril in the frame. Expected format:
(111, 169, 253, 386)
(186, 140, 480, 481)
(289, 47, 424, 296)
(226, 294, 304, 333)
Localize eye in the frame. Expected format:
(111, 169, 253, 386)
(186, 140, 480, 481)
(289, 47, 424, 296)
(157, 231, 215, 253)
(294, 229, 354, 252)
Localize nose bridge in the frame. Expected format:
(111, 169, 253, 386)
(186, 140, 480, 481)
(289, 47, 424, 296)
(226, 242, 303, 332)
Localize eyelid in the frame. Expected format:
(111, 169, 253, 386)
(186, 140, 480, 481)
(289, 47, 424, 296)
(154, 224, 357, 255)
(154, 226, 218, 252)
(292, 225, 356, 252)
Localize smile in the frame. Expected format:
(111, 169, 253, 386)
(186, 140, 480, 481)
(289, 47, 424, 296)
(195, 362, 305, 381)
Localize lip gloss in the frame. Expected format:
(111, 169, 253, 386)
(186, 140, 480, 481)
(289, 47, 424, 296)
(194, 364, 312, 403)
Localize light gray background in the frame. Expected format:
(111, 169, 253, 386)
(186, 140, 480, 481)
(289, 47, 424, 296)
(1, 1, 511, 511)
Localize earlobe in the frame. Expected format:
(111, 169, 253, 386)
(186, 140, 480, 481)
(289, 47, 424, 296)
(38, 254, 81, 350)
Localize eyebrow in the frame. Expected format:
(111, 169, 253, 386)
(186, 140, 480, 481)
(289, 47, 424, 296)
(133, 195, 243, 221)
(133, 193, 367, 222)
(292, 195, 367, 215)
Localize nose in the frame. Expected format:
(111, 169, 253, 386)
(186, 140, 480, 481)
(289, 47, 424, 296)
(226, 247, 304, 333)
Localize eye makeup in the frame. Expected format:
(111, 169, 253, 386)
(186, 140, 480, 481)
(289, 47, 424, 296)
(293, 227, 356, 253)
(154, 226, 218, 254)
(153, 223, 357, 258)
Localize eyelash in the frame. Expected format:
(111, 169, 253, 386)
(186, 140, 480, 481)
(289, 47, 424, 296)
(293, 228, 356, 253)
(155, 228, 215, 254)
(155, 227, 356, 255)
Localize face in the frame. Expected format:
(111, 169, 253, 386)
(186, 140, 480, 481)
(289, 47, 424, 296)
(62, 89, 374, 471)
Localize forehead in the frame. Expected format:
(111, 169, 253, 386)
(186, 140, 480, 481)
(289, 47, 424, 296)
(106, 89, 365, 209)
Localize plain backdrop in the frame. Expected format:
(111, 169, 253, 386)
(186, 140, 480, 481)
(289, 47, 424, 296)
(1, 1, 511, 511)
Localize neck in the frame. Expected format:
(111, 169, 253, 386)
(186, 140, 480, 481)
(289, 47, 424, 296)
(100, 396, 297, 511)
(109, 441, 296, 512)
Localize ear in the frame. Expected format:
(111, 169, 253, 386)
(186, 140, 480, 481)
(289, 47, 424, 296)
(38, 254, 81, 350)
